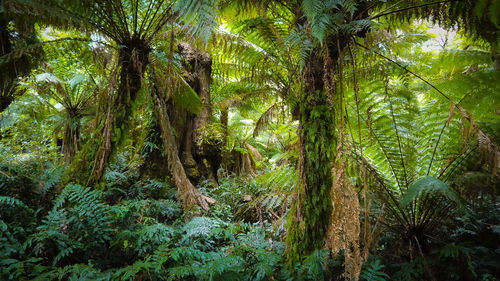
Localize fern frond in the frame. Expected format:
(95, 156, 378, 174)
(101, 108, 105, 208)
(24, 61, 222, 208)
(253, 102, 279, 137)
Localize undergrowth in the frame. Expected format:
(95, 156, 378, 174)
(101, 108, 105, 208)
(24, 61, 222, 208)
(1, 155, 498, 280)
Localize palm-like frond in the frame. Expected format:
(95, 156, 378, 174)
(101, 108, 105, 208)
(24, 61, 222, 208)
(374, 0, 500, 44)
(342, 24, 499, 258)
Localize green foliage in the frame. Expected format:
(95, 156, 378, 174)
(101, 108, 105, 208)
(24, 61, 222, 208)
(360, 259, 390, 281)
(0, 156, 62, 210)
(201, 174, 261, 217)
(286, 89, 336, 268)
(234, 165, 297, 222)
(30, 184, 113, 265)
(137, 223, 177, 254)
(174, 0, 219, 43)
(400, 175, 463, 206)
(302, 0, 359, 41)
(1, 1, 500, 281)
(390, 258, 425, 281)
(196, 122, 226, 147)
(0, 195, 31, 210)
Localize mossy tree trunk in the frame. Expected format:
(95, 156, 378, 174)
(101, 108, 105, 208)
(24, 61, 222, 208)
(139, 112, 170, 179)
(140, 44, 221, 184)
(174, 42, 221, 184)
(285, 47, 338, 266)
(285, 41, 362, 279)
(70, 38, 151, 186)
(90, 40, 151, 184)
(0, 12, 39, 113)
(61, 110, 81, 163)
(150, 84, 214, 212)
(0, 15, 14, 113)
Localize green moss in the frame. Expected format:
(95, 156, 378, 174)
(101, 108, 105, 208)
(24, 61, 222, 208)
(62, 136, 100, 187)
(191, 168, 200, 177)
(286, 90, 337, 268)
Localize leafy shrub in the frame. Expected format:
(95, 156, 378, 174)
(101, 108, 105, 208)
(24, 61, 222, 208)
(201, 174, 263, 221)
(137, 223, 178, 255)
(360, 259, 390, 281)
(29, 184, 113, 265)
(0, 161, 62, 209)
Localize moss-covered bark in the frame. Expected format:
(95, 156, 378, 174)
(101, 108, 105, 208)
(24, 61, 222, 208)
(285, 50, 337, 267)
(150, 84, 214, 213)
(89, 40, 150, 184)
(139, 113, 170, 179)
(174, 43, 221, 184)
(68, 39, 151, 186)
(0, 12, 40, 112)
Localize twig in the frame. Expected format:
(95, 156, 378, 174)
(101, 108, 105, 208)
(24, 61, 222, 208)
(0, 170, 10, 178)
(267, 208, 282, 220)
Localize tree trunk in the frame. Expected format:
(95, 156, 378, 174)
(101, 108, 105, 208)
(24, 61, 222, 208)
(219, 107, 232, 173)
(286, 48, 337, 266)
(0, 15, 16, 113)
(492, 46, 500, 70)
(61, 114, 81, 163)
(0, 12, 39, 113)
(87, 40, 151, 185)
(286, 42, 362, 278)
(151, 84, 214, 212)
(139, 113, 170, 179)
(172, 42, 221, 184)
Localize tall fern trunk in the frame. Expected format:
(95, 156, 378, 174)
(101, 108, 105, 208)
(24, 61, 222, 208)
(492, 46, 500, 70)
(286, 44, 362, 278)
(0, 16, 14, 113)
(61, 114, 81, 163)
(77, 39, 150, 186)
(286, 48, 337, 266)
(150, 85, 213, 212)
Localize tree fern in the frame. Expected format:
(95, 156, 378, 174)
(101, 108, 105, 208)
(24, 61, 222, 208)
(175, 0, 219, 43)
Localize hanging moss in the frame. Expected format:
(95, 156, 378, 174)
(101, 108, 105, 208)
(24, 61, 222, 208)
(286, 89, 337, 268)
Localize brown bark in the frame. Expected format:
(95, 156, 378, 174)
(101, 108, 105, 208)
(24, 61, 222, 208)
(219, 107, 232, 173)
(89, 39, 151, 184)
(171, 42, 221, 184)
(220, 107, 229, 136)
(151, 84, 214, 212)
(492, 46, 500, 70)
(1, 11, 41, 113)
(61, 114, 81, 163)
